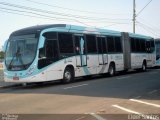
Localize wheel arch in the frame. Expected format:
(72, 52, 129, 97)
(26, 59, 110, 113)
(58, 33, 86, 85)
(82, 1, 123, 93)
(143, 59, 147, 66)
(108, 61, 116, 76)
(109, 61, 116, 71)
(64, 64, 75, 77)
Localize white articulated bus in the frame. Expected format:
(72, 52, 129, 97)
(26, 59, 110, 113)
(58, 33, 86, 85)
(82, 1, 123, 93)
(3, 24, 156, 83)
(155, 39, 160, 66)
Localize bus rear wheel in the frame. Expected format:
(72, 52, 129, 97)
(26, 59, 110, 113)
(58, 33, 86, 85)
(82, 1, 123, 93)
(142, 61, 147, 71)
(62, 67, 74, 84)
(108, 64, 115, 77)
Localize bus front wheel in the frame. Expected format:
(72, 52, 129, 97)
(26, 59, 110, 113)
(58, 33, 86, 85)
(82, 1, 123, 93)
(62, 67, 74, 84)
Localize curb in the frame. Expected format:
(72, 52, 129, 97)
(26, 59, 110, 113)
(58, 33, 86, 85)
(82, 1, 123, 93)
(0, 80, 22, 89)
(0, 83, 21, 89)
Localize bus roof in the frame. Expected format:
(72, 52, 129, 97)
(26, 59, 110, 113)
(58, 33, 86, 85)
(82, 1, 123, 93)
(128, 32, 153, 39)
(10, 24, 121, 37)
(155, 39, 160, 41)
(10, 24, 66, 36)
(10, 24, 152, 38)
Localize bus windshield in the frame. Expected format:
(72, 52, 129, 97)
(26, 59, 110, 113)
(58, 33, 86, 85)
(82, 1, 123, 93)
(5, 34, 38, 71)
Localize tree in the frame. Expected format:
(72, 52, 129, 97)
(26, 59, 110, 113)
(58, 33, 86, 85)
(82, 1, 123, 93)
(0, 51, 4, 59)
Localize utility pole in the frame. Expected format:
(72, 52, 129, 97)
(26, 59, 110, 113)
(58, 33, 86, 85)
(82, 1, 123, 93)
(133, 0, 136, 33)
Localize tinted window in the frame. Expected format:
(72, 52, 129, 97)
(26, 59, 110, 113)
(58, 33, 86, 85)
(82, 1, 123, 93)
(74, 36, 86, 55)
(130, 38, 136, 52)
(102, 38, 107, 53)
(115, 37, 122, 52)
(151, 40, 155, 47)
(107, 36, 115, 52)
(43, 32, 57, 40)
(86, 35, 97, 53)
(150, 40, 155, 53)
(38, 39, 59, 69)
(135, 39, 141, 52)
(58, 33, 74, 53)
(97, 37, 107, 54)
(97, 37, 103, 54)
(139, 39, 146, 52)
(146, 41, 151, 53)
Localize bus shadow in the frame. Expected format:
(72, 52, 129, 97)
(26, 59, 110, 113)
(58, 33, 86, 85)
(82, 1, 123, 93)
(0, 69, 160, 100)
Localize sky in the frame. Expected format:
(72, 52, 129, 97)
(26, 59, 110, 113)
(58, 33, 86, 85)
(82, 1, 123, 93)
(0, 0, 160, 50)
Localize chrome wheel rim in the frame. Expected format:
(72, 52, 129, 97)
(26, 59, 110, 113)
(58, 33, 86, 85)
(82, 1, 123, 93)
(142, 64, 146, 71)
(109, 67, 114, 75)
(64, 71, 71, 81)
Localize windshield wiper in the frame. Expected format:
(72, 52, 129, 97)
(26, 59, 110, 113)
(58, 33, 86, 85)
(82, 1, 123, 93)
(8, 47, 26, 69)
(8, 48, 19, 69)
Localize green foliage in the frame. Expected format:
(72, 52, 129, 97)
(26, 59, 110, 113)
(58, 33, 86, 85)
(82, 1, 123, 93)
(0, 51, 4, 59)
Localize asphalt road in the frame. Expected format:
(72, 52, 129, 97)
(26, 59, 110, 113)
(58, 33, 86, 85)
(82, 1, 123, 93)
(0, 68, 160, 120)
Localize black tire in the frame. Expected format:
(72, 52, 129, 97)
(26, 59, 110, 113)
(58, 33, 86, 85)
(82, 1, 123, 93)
(142, 61, 147, 72)
(62, 67, 74, 84)
(108, 64, 115, 77)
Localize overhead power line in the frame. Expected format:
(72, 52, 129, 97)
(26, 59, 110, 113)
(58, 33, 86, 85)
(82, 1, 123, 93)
(25, 0, 107, 15)
(138, 17, 160, 31)
(0, 1, 133, 29)
(0, 7, 78, 21)
(0, 9, 53, 21)
(0, 7, 91, 26)
(133, 0, 153, 33)
(0, 1, 131, 22)
(25, 0, 127, 15)
(0, 9, 131, 29)
(0, 5, 130, 27)
(137, 0, 153, 17)
(137, 21, 160, 33)
(138, 25, 160, 37)
(0, 1, 132, 28)
(137, 22, 160, 37)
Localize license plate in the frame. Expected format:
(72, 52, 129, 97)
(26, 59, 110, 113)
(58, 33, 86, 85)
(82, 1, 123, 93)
(13, 76, 19, 80)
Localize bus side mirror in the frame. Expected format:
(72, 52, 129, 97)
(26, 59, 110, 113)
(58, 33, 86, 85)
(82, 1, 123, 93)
(38, 36, 45, 49)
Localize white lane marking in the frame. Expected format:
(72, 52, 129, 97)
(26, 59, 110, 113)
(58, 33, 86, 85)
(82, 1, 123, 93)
(63, 84, 88, 89)
(130, 99, 160, 108)
(148, 90, 158, 94)
(112, 105, 156, 120)
(133, 96, 142, 99)
(90, 113, 106, 120)
(75, 116, 86, 120)
(112, 105, 140, 114)
(117, 76, 131, 80)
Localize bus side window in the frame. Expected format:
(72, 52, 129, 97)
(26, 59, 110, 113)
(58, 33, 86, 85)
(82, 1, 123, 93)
(74, 36, 80, 54)
(58, 33, 74, 55)
(38, 32, 59, 69)
(146, 41, 151, 53)
(150, 40, 155, 53)
(39, 47, 45, 59)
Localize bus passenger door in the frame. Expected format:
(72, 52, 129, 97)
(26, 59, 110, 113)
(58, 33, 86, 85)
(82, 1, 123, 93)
(74, 36, 87, 67)
(97, 37, 108, 65)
